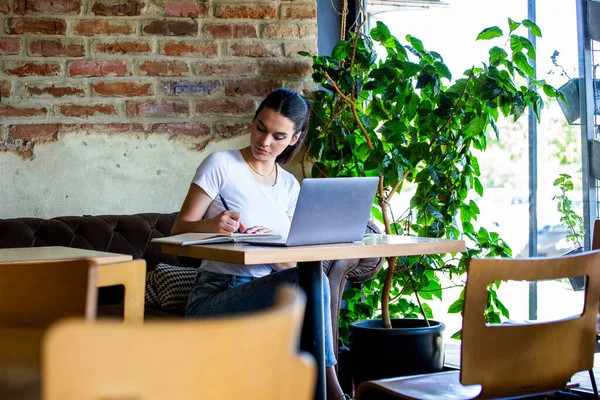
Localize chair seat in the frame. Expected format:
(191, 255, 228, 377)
(356, 371, 482, 400)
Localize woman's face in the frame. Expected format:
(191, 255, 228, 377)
(249, 107, 299, 162)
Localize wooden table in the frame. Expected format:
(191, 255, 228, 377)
(160, 234, 466, 400)
(0, 247, 144, 324)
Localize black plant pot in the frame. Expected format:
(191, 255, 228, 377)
(349, 318, 445, 388)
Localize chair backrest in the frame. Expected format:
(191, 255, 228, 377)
(0, 259, 98, 329)
(43, 285, 316, 400)
(460, 250, 600, 398)
(592, 219, 600, 250)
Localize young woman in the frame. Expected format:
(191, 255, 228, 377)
(171, 88, 351, 400)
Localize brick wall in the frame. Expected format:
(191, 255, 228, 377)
(0, 0, 317, 159)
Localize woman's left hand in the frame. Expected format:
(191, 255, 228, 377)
(242, 226, 273, 234)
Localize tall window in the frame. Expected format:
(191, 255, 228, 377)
(367, 0, 581, 344)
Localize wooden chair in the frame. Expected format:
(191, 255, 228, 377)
(356, 250, 600, 400)
(0, 259, 98, 329)
(43, 285, 316, 400)
(0, 259, 98, 399)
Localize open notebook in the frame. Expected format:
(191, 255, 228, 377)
(151, 232, 282, 246)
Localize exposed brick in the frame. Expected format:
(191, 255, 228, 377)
(0, 38, 21, 55)
(0, 81, 10, 97)
(226, 80, 282, 97)
(259, 60, 312, 76)
(0, 104, 47, 118)
(228, 42, 282, 58)
(139, 60, 189, 76)
(28, 39, 85, 57)
(151, 122, 209, 137)
(285, 80, 317, 97)
(142, 20, 197, 36)
(164, 2, 207, 17)
(205, 24, 257, 39)
(216, 122, 251, 138)
(196, 61, 254, 75)
(196, 99, 255, 114)
(126, 100, 188, 117)
(161, 41, 217, 57)
(162, 80, 219, 94)
(16, 0, 80, 14)
(73, 20, 136, 36)
(8, 18, 67, 35)
(284, 42, 317, 57)
(215, 5, 276, 19)
(10, 124, 59, 143)
(5, 62, 61, 77)
(91, 0, 140, 16)
(297, 24, 318, 39)
(80, 123, 143, 133)
(26, 84, 86, 97)
(92, 82, 152, 97)
(59, 104, 117, 117)
(93, 40, 151, 54)
(69, 60, 127, 77)
(48, 124, 83, 133)
(262, 23, 317, 39)
(1, 144, 35, 160)
(0, 0, 9, 14)
(281, 4, 316, 20)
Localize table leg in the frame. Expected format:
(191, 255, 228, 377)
(298, 261, 326, 400)
(96, 260, 146, 324)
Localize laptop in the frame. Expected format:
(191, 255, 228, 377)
(257, 177, 379, 247)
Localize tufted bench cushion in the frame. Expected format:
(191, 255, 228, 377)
(0, 213, 195, 304)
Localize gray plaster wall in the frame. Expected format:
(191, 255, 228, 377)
(1, 132, 306, 219)
(1, 133, 248, 218)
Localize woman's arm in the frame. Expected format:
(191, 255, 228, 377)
(273, 262, 297, 271)
(171, 184, 242, 235)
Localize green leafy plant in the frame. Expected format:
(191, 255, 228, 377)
(553, 173, 584, 248)
(301, 18, 564, 339)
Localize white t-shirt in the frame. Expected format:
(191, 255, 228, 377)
(191, 149, 300, 277)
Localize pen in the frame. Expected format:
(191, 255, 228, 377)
(219, 195, 242, 234)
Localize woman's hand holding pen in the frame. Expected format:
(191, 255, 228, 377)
(210, 212, 273, 235)
(216, 195, 273, 235)
(210, 211, 245, 235)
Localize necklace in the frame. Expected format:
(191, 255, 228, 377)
(243, 147, 275, 177)
(243, 147, 278, 186)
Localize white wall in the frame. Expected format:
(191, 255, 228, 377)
(1, 131, 308, 218)
(1, 131, 248, 218)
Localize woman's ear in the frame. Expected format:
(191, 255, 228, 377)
(289, 133, 300, 146)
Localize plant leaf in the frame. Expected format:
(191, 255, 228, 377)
(512, 52, 534, 77)
(331, 40, 348, 61)
(522, 19, 542, 37)
(489, 46, 508, 66)
(508, 18, 521, 33)
(421, 302, 434, 319)
(448, 298, 464, 314)
(477, 26, 503, 41)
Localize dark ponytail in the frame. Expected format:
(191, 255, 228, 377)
(254, 88, 311, 165)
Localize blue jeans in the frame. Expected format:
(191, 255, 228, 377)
(185, 267, 337, 367)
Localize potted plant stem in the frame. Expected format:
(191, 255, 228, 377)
(552, 173, 586, 290)
(301, 15, 564, 385)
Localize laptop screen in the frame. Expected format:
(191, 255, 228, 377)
(284, 177, 379, 246)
